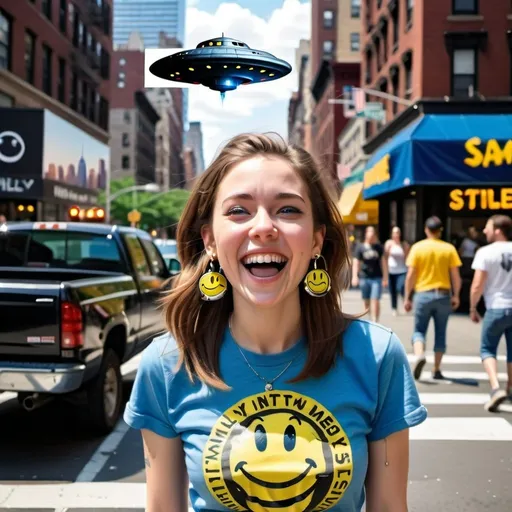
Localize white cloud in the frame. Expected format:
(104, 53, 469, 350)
(185, 0, 311, 165)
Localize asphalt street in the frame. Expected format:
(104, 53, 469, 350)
(0, 289, 511, 511)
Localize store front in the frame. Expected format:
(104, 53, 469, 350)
(338, 168, 379, 246)
(0, 108, 108, 222)
(362, 110, 512, 311)
(362, 112, 512, 243)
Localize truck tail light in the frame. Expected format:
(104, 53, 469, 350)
(61, 301, 84, 349)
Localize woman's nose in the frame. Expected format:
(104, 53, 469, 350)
(249, 210, 278, 239)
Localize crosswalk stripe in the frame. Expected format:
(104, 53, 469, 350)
(409, 417, 512, 441)
(419, 392, 512, 411)
(418, 370, 508, 381)
(407, 354, 506, 364)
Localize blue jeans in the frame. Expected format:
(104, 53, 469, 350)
(412, 291, 452, 353)
(389, 272, 406, 310)
(481, 308, 512, 363)
(360, 277, 383, 300)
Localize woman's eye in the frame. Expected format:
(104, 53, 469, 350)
(279, 206, 302, 214)
(227, 206, 247, 215)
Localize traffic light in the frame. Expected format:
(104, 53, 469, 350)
(67, 206, 106, 222)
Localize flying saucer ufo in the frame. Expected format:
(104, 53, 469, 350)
(149, 35, 292, 101)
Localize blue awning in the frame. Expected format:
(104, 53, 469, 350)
(362, 114, 512, 199)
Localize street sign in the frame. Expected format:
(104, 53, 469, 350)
(127, 209, 141, 223)
(356, 102, 385, 122)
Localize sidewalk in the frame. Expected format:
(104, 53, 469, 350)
(341, 289, 506, 358)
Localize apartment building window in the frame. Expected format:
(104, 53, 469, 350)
(102, 2, 111, 36)
(323, 40, 334, 58)
(351, 0, 361, 18)
(122, 156, 130, 169)
(391, 2, 399, 50)
(80, 81, 88, 116)
(99, 96, 109, 130)
(42, 0, 52, 21)
(406, 0, 414, 28)
(72, 12, 79, 47)
(452, 48, 476, 97)
(88, 87, 96, 121)
(0, 10, 11, 71)
(100, 48, 110, 79)
(59, 0, 66, 33)
(453, 0, 478, 15)
(42, 44, 53, 96)
(58, 57, 65, 102)
(24, 31, 36, 84)
(350, 33, 360, 52)
(390, 65, 399, 115)
(403, 51, 413, 99)
(122, 133, 130, 147)
(323, 10, 334, 29)
(70, 71, 78, 110)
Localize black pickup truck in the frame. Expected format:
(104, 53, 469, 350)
(0, 221, 177, 434)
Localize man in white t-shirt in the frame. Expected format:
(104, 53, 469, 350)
(470, 215, 512, 412)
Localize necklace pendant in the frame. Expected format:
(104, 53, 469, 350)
(265, 383, 273, 391)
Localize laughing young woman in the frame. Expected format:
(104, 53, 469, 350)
(124, 133, 427, 512)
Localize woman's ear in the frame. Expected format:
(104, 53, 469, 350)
(201, 224, 216, 259)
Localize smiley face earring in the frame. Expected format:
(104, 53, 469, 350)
(199, 259, 228, 301)
(304, 254, 331, 298)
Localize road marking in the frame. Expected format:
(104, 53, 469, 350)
(0, 391, 16, 405)
(407, 354, 506, 364)
(409, 417, 512, 441)
(0, 482, 195, 511)
(419, 392, 512, 411)
(418, 370, 508, 381)
(75, 420, 130, 482)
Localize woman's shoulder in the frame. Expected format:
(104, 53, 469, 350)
(343, 318, 405, 366)
(138, 332, 181, 378)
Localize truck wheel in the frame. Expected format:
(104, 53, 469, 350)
(86, 349, 123, 435)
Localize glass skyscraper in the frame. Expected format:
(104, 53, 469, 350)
(113, 0, 186, 49)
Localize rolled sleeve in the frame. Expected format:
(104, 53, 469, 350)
(123, 340, 178, 438)
(368, 332, 427, 442)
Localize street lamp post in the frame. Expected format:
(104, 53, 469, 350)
(105, 183, 160, 223)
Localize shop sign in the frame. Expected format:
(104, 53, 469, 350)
(44, 180, 99, 206)
(449, 188, 512, 211)
(363, 154, 390, 189)
(464, 137, 512, 169)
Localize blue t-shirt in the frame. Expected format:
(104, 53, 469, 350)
(124, 319, 427, 512)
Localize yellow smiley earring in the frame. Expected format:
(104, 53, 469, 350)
(304, 254, 331, 298)
(199, 258, 228, 301)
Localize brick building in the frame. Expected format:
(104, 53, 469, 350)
(109, 32, 185, 188)
(0, 0, 112, 221)
(309, 0, 362, 182)
(359, 0, 512, 310)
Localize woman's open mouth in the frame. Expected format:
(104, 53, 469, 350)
(241, 253, 288, 278)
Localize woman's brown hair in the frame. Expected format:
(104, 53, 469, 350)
(163, 132, 352, 390)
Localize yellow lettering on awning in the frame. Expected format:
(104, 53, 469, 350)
(449, 188, 512, 211)
(363, 154, 390, 189)
(464, 138, 512, 168)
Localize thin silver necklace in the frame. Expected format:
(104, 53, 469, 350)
(229, 316, 301, 391)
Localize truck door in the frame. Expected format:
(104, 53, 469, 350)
(122, 234, 166, 349)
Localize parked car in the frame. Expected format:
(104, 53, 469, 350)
(154, 238, 181, 274)
(0, 222, 173, 434)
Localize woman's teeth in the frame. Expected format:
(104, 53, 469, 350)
(242, 254, 287, 265)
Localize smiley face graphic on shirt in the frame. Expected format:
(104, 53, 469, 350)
(203, 391, 353, 511)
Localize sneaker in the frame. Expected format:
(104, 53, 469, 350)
(392, 309, 398, 317)
(413, 356, 426, 380)
(484, 388, 508, 412)
(432, 370, 444, 380)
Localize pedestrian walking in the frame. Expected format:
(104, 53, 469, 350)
(351, 226, 388, 322)
(404, 216, 462, 380)
(384, 227, 409, 316)
(123, 133, 426, 512)
(469, 214, 512, 412)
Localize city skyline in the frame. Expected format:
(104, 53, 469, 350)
(42, 110, 110, 190)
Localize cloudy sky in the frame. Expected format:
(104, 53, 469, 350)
(184, 0, 311, 166)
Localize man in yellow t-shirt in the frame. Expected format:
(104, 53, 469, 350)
(404, 216, 462, 380)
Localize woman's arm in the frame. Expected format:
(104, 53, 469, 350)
(365, 429, 410, 512)
(142, 428, 189, 512)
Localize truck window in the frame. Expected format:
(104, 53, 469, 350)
(140, 238, 167, 278)
(0, 230, 125, 272)
(122, 234, 151, 277)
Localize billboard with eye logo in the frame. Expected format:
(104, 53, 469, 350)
(0, 109, 44, 177)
